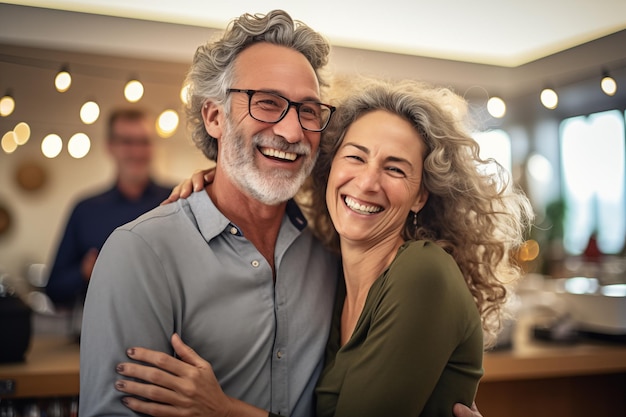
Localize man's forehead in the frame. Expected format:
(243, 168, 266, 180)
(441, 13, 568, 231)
(233, 43, 321, 99)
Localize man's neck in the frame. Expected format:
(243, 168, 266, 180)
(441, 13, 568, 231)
(207, 169, 287, 273)
(117, 177, 150, 201)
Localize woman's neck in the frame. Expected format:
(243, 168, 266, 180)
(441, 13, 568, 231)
(338, 236, 404, 346)
(341, 236, 404, 292)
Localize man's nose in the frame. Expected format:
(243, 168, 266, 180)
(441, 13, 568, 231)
(273, 106, 305, 143)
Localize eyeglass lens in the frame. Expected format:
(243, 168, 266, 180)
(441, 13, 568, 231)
(249, 91, 332, 131)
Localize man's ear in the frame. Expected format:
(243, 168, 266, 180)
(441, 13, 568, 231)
(202, 101, 224, 139)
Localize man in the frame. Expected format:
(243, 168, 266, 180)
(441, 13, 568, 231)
(80, 10, 481, 417)
(46, 108, 172, 310)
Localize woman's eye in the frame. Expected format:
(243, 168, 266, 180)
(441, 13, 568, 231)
(347, 155, 364, 162)
(387, 166, 406, 176)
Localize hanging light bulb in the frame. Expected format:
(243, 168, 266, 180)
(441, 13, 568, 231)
(1, 131, 18, 154)
(68, 132, 91, 158)
(540, 88, 558, 110)
(124, 79, 144, 103)
(180, 83, 190, 105)
(156, 109, 179, 138)
(13, 122, 31, 145)
(41, 134, 63, 158)
(55, 66, 72, 92)
(80, 101, 100, 124)
(0, 93, 15, 117)
(487, 96, 506, 118)
(601, 71, 617, 96)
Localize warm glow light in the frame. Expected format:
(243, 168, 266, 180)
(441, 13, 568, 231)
(601, 75, 617, 96)
(180, 84, 190, 105)
(487, 96, 506, 118)
(80, 101, 100, 124)
(124, 80, 144, 102)
(0, 95, 15, 117)
(156, 109, 179, 138)
(13, 122, 31, 145)
(55, 70, 72, 92)
(41, 133, 63, 158)
(68, 132, 91, 158)
(540, 88, 558, 109)
(527, 153, 553, 184)
(1, 131, 18, 154)
(518, 239, 540, 262)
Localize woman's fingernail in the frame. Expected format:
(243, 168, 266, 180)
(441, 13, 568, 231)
(116, 364, 124, 373)
(127, 348, 135, 356)
(115, 380, 125, 389)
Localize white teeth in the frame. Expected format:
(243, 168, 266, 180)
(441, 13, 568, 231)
(261, 147, 297, 161)
(344, 196, 382, 214)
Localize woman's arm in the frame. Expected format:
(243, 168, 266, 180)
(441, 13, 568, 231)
(161, 168, 214, 205)
(115, 334, 269, 417)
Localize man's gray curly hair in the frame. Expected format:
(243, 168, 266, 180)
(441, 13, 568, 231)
(183, 10, 331, 160)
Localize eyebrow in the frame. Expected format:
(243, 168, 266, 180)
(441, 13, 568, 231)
(343, 142, 414, 167)
(260, 88, 322, 103)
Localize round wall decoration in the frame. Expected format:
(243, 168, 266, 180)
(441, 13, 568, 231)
(15, 161, 47, 191)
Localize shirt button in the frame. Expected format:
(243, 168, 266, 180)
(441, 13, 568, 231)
(229, 226, 238, 235)
(277, 351, 283, 359)
(251, 260, 260, 268)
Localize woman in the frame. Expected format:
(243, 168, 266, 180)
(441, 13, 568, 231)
(301, 77, 532, 416)
(117, 78, 533, 416)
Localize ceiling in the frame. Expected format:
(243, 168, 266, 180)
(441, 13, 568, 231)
(3, 0, 626, 67)
(1, 1, 626, 112)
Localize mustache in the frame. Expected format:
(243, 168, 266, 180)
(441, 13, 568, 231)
(252, 134, 312, 156)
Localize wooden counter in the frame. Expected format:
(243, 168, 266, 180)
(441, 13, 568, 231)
(1, 332, 625, 417)
(483, 334, 626, 382)
(0, 336, 79, 398)
(477, 323, 626, 417)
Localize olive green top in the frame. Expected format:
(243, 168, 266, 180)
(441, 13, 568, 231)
(315, 240, 484, 417)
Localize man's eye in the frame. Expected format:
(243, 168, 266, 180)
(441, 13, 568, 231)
(300, 104, 321, 119)
(256, 99, 282, 109)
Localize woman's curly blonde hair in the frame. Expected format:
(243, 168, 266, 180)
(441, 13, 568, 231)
(299, 77, 534, 347)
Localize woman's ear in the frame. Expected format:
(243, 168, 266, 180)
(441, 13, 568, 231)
(202, 101, 224, 139)
(411, 187, 429, 213)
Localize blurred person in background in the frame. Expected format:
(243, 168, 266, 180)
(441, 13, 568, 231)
(45, 108, 172, 310)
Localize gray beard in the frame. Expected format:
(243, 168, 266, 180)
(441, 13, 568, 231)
(220, 120, 318, 205)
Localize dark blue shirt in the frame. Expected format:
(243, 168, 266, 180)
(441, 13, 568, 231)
(46, 181, 172, 307)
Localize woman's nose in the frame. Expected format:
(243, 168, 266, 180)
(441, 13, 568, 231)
(355, 166, 382, 192)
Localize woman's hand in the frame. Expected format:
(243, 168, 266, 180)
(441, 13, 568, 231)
(115, 333, 234, 417)
(453, 402, 483, 417)
(161, 168, 215, 205)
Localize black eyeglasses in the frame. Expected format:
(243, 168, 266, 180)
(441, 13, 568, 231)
(227, 89, 335, 132)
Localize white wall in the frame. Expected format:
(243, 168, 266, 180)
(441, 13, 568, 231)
(0, 47, 210, 285)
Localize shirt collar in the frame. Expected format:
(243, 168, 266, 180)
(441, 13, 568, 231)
(183, 191, 308, 243)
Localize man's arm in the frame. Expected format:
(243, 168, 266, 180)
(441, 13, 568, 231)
(46, 208, 89, 307)
(79, 229, 175, 416)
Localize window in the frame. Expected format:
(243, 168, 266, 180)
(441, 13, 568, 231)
(473, 129, 512, 189)
(560, 110, 625, 255)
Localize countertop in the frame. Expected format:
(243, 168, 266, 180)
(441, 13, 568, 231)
(1, 330, 625, 398)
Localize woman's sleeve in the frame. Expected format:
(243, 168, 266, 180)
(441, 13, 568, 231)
(332, 244, 478, 417)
